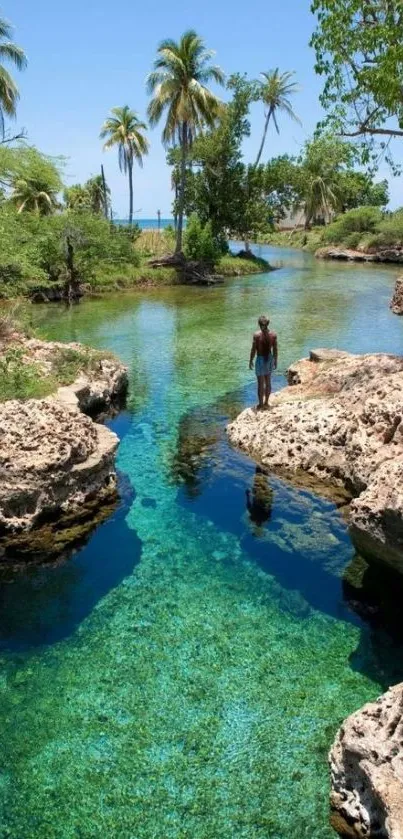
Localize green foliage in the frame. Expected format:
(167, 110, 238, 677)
(311, 0, 403, 169)
(182, 75, 268, 245)
(0, 206, 142, 296)
(147, 30, 225, 251)
(255, 69, 300, 165)
(322, 207, 383, 244)
(367, 211, 403, 248)
(5, 146, 64, 214)
(184, 214, 221, 264)
(218, 254, 271, 276)
(0, 347, 54, 401)
(0, 14, 27, 131)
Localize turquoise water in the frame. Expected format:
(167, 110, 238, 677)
(1, 246, 403, 837)
(115, 217, 175, 229)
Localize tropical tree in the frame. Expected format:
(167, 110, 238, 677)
(9, 147, 63, 215)
(64, 183, 90, 211)
(86, 175, 110, 215)
(100, 106, 149, 225)
(0, 15, 27, 136)
(311, 0, 403, 167)
(255, 69, 300, 166)
(147, 30, 225, 253)
(298, 136, 354, 228)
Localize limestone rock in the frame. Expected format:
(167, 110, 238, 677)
(391, 277, 403, 316)
(0, 399, 118, 539)
(227, 351, 403, 567)
(329, 683, 403, 839)
(0, 334, 129, 556)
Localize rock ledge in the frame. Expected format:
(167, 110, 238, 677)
(329, 683, 403, 839)
(227, 349, 403, 568)
(0, 336, 128, 558)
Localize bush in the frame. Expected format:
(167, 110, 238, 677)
(184, 214, 221, 264)
(322, 206, 383, 245)
(367, 210, 403, 248)
(0, 206, 142, 295)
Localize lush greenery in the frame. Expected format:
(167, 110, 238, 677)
(311, 0, 403, 168)
(0, 312, 116, 400)
(147, 30, 225, 253)
(263, 205, 403, 254)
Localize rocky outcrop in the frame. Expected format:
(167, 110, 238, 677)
(0, 335, 128, 558)
(0, 399, 118, 538)
(317, 246, 403, 264)
(391, 277, 403, 316)
(227, 350, 403, 568)
(329, 683, 403, 839)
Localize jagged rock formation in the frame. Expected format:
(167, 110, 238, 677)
(227, 349, 403, 569)
(391, 277, 403, 316)
(329, 683, 403, 839)
(0, 335, 128, 558)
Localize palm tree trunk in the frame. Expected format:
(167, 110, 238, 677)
(176, 122, 188, 254)
(128, 159, 134, 226)
(255, 107, 273, 167)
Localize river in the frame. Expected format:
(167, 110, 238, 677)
(1, 245, 403, 838)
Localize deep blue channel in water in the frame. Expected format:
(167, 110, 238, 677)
(1, 244, 403, 838)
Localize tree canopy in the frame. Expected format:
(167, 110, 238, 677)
(311, 0, 403, 166)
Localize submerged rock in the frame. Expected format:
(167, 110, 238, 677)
(329, 683, 403, 839)
(391, 277, 403, 316)
(227, 350, 403, 568)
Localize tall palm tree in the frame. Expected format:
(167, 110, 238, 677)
(255, 69, 300, 167)
(147, 30, 225, 253)
(0, 16, 27, 136)
(100, 106, 149, 225)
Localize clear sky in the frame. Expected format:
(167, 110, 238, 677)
(5, 0, 400, 217)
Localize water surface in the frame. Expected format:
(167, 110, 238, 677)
(1, 245, 403, 838)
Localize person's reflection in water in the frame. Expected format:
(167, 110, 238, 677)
(246, 466, 274, 529)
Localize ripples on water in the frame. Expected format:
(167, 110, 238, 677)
(1, 246, 403, 838)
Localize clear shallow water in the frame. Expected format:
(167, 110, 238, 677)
(1, 246, 403, 837)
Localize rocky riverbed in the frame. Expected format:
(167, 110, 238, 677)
(0, 332, 128, 560)
(227, 349, 403, 570)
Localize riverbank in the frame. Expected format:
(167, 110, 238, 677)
(0, 320, 128, 559)
(227, 348, 403, 570)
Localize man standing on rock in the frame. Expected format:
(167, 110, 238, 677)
(249, 315, 278, 409)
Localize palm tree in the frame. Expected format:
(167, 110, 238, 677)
(11, 177, 60, 214)
(85, 175, 110, 215)
(255, 69, 300, 167)
(0, 16, 27, 136)
(147, 30, 225, 253)
(100, 106, 149, 225)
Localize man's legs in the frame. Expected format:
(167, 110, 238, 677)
(257, 375, 264, 409)
(264, 375, 271, 406)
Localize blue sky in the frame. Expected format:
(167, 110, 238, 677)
(5, 0, 400, 217)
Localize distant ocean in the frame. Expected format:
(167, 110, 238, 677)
(115, 218, 175, 230)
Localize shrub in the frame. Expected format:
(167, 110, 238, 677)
(322, 206, 383, 245)
(367, 210, 403, 248)
(184, 214, 221, 264)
